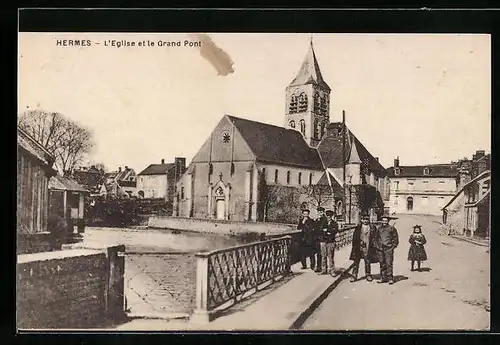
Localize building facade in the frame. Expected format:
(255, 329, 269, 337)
(17, 127, 58, 253)
(137, 157, 186, 200)
(386, 157, 458, 216)
(101, 166, 137, 197)
(175, 40, 387, 223)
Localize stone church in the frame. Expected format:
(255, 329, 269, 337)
(174, 40, 389, 223)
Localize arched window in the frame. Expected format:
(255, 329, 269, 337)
(407, 196, 413, 211)
(298, 172, 302, 185)
(320, 96, 328, 115)
(314, 118, 320, 139)
(309, 172, 313, 185)
(320, 121, 326, 138)
(274, 169, 279, 183)
(289, 120, 296, 129)
(298, 93, 308, 112)
(299, 119, 306, 135)
(314, 93, 321, 112)
(289, 95, 298, 114)
(423, 167, 430, 175)
(286, 171, 291, 184)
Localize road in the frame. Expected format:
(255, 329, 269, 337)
(302, 214, 490, 331)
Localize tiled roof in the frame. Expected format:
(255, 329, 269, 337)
(138, 163, 175, 176)
(227, 115, 324, 170)
(289, 41, 330, 91)
(49, 175, 89, 192)
(317, 123, 387, 177)
(387, 164, 458, 178)
(119, 180, 137, 188)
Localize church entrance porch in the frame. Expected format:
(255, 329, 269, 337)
(207, 176, 231, 220)
(216, 199, 225, 220)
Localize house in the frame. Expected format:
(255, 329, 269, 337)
(137, 158, 186, 200)
(101, 166, 137, 197)
(175, 39, 387, 223)
(49, 175, 89, 236)
(17, 126, 58, 253)
(72, 165, 105, 196)
(442, 151, 491, 238)
(386, 157, 458, 216)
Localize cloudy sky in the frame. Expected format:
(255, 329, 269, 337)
(18, 33, 490, 173)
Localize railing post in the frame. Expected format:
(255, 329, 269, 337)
(190, 254, 212, 324)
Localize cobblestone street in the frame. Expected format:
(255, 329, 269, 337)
(302, 214, 490, 330)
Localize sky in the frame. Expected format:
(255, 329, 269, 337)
(18, 33, 491, 173)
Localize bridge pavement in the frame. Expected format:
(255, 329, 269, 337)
(302, 214, 490, 331)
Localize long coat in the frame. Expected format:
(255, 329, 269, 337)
(349, 224, 379, 263)
(297, 217, 316, 247)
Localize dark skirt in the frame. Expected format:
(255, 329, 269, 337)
(408, 244, 427, 261)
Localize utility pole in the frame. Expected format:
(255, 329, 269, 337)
(342, 110, 346, 222)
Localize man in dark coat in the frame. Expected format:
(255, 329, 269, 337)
(319, 210, 339, 275)
(297, 209, 316, 270)
(349, 213, 378, 282)
(313, 207, 328, 273)
(373, 214, 400, 285)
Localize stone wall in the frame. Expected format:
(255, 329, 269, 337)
(148, 216, 296, 235)
(17, 245, 125, 329)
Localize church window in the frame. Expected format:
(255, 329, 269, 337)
(299, 120, 306, 135)
(320, 121, 326, 138)
(289, 95, 298, 114)
(309, 172, 313, 185)
(286, 171, 291, 184)
(314, 118, 320, 139)
(298, 172, 302, 185)
(181, 187, 185, 199)
(423, 167, 430, 175)
(298, 93, 308, 112)
(221, 131, 231, 143)
(314, 93, 321, 112)
(320, 96, 328, 115)
(289, 120, 296, 129)
(274, 169, 279, 183)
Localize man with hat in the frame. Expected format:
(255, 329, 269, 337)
(297, 209, 316, 270)
(373, 213, 400, 285)
(349, 212, 378, 282)
(319, 210, 339, 275)
(313, 207, 329, 273)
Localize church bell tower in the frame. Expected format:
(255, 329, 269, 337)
(285, 37, 331, 147)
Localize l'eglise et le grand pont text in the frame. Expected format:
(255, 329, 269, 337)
(56, 39, 202, 48)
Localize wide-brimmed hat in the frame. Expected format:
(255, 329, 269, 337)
(381, 212, 398, 220)
(317, 207, 325, 212)
(413, 224, 422, 229)
(302, 209, 310, 213)
(325, 210, 334, 216)
(361, 213, 370, 219)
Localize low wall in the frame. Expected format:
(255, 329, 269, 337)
(17, 245, 125, 329)
(148, 216, 296, 235)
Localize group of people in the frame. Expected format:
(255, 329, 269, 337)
(297, 208, 428, 285)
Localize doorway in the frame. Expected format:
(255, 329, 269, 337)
(216, 199, 225, 220)
(406, 196, 413, 211)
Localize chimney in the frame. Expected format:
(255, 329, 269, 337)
(125, 166, 129, 170)
(161, 158, 165, 164)
(118, 167, 122, 172)
(475, 150, 485, 159)
(375, 157, 379, 162)
(394, 156, 399, 168)
(175, 157, 186, 176)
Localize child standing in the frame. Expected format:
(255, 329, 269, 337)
(408, 225, 427, 271)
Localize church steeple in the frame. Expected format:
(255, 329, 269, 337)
(285, 37, 331, 147)
(289, 37, 331, 92)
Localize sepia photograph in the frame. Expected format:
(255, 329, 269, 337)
(17, 31, 490, 331)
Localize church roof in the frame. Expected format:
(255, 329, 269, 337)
(317, 122, 387, 177)
(226, 115, 324, 170)
(289, 40, 331, 91)
(138, 163, 175, 176)
(348, 139, 362, 164)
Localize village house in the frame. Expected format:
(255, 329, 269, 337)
(17, 126, 58, 253)
(175, 40, 388, 223)
(49, 174, 89, 237)
(442, 150, 491, 239)
(71, 165, 105, 196)
(386, 157, 458, 216)
(137, 157, 186, 200)
(100, 166, 137, 198)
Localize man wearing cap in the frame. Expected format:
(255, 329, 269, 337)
(313, 207, 328, 273)
(319, 210, 339, 275)
(349, 213, 378, 282)
(373, 214, 400, 285)
(297, 209, 316, 270)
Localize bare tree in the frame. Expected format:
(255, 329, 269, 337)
(18, 109, 94, 174)
(299, 184, 335, 210)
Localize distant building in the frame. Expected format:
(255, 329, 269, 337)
(72, 165, 105, 196)
(137, 158, 186, 200)
(175, 40, 387, 223)
(17, 127, 57, 253)
(101, 166, 137, 197)
(442, 150, 491, 238)
(386, 157, 458, 216)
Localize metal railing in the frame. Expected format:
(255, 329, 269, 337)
(192, 236, 291, 322)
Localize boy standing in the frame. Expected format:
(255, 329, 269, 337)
(319, 210, 339, 275)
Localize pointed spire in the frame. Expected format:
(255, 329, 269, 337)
(348, 139, 362, 164)
(289, 37, 331, 91)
